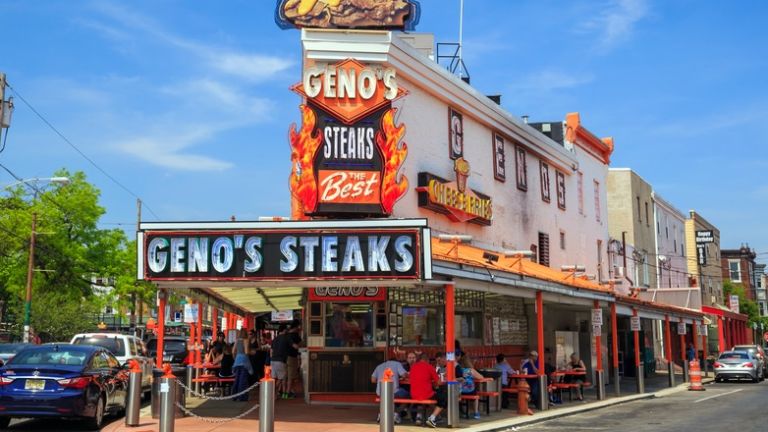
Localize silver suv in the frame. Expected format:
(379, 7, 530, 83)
(71, 333, 153, 393)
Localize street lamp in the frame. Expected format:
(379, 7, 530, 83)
(11, 177, 70, 343)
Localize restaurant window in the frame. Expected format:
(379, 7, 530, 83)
(456, 311, 483, 340)
(577, 171, 584, 215)
(729, 260, 742, 282)
(325, 303, 374, 347)
(538, 232, 550, 267)
(401, 306, 442, 346)
(594, 180, 601, 222)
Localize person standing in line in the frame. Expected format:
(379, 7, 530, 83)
(285, 322, 303, 398)
(231, 329, 253, 402)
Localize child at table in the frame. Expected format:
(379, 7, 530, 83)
(459, 355, 485, 419)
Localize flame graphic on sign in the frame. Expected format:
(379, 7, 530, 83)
(377, 108, 408, 214)
(289, 105, 323, 218)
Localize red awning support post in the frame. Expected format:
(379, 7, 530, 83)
(594, 300, 605, 400)
(717, 317, 725, 354)
(692, 320, 699, 361)
(664, 315, 674, 387)
(611, 303, 620, 396)
(444, 282, 460, 428)
(536, 291, 548, 410)
(701, 321, 710, 378)
(196, 303, 203, 366)
(632, 308, 644, 393)
(212, 308, 218, 339)
(156, 289, 167, 369)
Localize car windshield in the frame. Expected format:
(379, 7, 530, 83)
(9, 348, 88, 366)
(72, 337, 126, 357)
(720, 352, 750, 360)
(147, 339, 186, 353)
(0, 344, 27, 355)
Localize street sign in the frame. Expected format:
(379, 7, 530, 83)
(183, 303, 199, 323)
(173, 311, 182, 323)
(695, 230, 714, 244)
(271, 310, 293, 322)
(700, 324, 708, 336)
(678, 322, 687, 335)
(729, 295, 740, 313)
(630, 316, 641, 332)
(592, 309, 603, 326)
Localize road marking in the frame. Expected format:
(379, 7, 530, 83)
(693, 388, 743, 403)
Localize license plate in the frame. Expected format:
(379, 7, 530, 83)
(25, 379, 45, 390)
(163, 356, 173, 361)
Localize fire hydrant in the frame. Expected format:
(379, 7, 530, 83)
(517, 379, 532, 415)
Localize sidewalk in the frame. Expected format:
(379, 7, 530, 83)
(103, 377, 713, 432)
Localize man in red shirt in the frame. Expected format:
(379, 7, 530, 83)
(408, 353, 446, 427)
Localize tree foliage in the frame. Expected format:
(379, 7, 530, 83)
(723, 279, 764, 328)
(0, 169, 147, 341)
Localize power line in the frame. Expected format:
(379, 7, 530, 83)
(4, 82, 160, 220)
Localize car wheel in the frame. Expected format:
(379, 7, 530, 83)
(86, 395, 106, 430)
(0, 416, 10, 429)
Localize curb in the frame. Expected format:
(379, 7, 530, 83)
(462, 377, 716, 432)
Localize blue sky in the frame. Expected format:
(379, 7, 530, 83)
(1, 0, 767, 261)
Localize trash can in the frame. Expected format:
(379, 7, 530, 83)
(151, 367, 188, 419)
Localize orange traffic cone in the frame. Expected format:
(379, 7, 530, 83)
(688, 359, 705, 391)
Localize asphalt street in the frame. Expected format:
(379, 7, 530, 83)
(518, 380, 767, 432)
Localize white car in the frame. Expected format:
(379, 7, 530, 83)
(70, 333, 153, 394)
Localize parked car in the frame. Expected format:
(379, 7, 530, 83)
(0, 343, 31, 367)
(70, 333, 152, 395)
(146, 336, 190, 366)
(714, 350, 761, 382)
(732, 345, 767, 377)
(0, 344, 129, 429)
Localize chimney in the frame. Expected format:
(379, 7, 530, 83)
(522, 115, 529, 124)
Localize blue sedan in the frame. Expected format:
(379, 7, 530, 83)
(0, 344, 128, 429)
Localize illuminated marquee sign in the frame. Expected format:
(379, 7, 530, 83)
(140, 224, 429, 282)
(289, 58, 408, 217)
(416, 161, 493, 226)
(275, 0, 421, 31)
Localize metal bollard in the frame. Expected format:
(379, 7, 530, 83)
(682, 360, 690, 384)
(494, 377, 502, 412)
(446, 381, 460, 428)
(667, 360, 675, 387)
(635, 362, 645, 394)
(259, 366, 275, 432)
(613, 366, 621, 396)
(595, 369, 605, 401)
(125, 360, 142, 427)
(159, 365, 176, 432)
(185, 366, 195, 399)
(537, 375, 548, 411)
(379, 368, 394, 432)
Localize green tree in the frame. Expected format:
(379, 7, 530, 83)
(0, 169, 147, 341)
(723, 279, 761, 327)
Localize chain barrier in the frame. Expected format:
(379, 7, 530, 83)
(175, 401, 260, 424)
(177, 379, 261, 401)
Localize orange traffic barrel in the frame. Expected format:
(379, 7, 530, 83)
(688, 360, 705, 391)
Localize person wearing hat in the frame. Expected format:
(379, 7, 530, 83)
(520, 351, 541, 409)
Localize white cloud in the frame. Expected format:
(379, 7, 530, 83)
(653, 108, 768, 138)
(582, 0, 649, 51)
(86, 2, 292, 82)
(117, 129, 234, 172)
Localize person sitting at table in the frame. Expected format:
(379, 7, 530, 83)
(520, 351, 541, 409)
(564, 353, 586, 401)
(459, 355, 485, 419)
(371, 358, 409, 424)
(495, 354, 517, 409)
(218, 343, 235, 378)
(409, 353, 446, 428)
(204, 345, 224, 369)
(545, 353, 562, 404)
(401, 351, 418, 421)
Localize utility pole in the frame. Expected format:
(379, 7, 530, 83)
(23, 212, 37, 343)
(135, 199, 143, 330)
